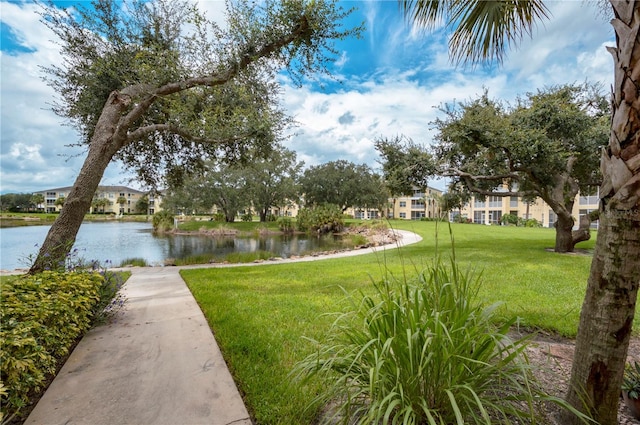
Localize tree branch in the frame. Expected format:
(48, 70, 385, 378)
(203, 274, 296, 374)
(117, 14, 312, 147)
(126, 123, 244, 145)
(442, 167, 520, 181)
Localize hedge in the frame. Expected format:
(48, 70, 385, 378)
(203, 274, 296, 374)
(0, 271, 105, 423)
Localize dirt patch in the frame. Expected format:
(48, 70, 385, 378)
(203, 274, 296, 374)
(521, 331, 640, 424)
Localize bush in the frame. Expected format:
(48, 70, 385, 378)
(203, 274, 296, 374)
(297, 204, 344, 234)
(524, 218, 542, 228)
(241, 212, 253, 222)
(0, 271, 104, 422)
(501, 214, 519, 226)
(277, 217, 294, 233)
(152, 210, 174, 232)
(293, 258, 588, 424)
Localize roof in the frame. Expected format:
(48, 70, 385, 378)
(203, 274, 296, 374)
(35, 185, 147, 195)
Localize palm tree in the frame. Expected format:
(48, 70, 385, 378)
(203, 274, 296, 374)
(401, 1, 640, 424)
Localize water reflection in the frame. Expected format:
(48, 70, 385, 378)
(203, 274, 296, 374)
(158, 232, 343, 261)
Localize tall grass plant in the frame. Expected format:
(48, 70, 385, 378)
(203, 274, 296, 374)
(293, 256, 590, 424)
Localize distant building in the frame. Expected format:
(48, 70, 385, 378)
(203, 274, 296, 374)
(455, 190, 600, 229)
(34, 186, 162, 215)
(386, 186, 444, 220)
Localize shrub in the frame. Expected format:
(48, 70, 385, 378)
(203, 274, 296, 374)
(297, 204, 344, 234)
(501, 214, 519, 226)
(277, 216, 294, 233)
(0, 271, 104, 422)
(293, 258, 589, 424)
(241, 212, 253, 222)
(524, 218, 542, 228)
(152, 210, 174, 232)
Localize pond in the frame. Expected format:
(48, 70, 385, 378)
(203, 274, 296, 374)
(0, 221, 348, 271)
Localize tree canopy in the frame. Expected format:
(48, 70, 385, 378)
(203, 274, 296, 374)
(374, 135, 435, 197)
(300, 160, 388, 212)
(243, 145, 303, 222)
(435, 83, 609, 251)
(162, 144, 302, 222)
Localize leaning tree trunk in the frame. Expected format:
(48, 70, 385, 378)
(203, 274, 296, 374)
(563, 1, 640, 423)
(29, 91, 128, 273)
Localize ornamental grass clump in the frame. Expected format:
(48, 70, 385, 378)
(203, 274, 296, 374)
(293, 258, 589, 424)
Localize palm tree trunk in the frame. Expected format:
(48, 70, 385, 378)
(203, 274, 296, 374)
(563, 1, 640, 423)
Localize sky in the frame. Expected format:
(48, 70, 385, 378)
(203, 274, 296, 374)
(0, 0, 615, 194)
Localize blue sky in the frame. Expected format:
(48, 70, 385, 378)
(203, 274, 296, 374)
(0, 0, 614, 194)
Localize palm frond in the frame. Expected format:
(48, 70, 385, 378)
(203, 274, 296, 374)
(401, 0, 550, 66)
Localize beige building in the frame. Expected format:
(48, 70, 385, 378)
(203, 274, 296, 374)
(35, 186, 161, 215)
(387, 186, 444, 220)
(455, 190, 600, 228)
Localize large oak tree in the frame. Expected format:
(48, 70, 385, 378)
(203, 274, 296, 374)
(300, 160, 388, 213)
(30, 0, 360, 272)
(435, 83, 609, 253)
(401, 1, 640, 423)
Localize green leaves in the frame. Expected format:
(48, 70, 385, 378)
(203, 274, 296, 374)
(0, 271, 104, 421)
(401, 0, 550, 66)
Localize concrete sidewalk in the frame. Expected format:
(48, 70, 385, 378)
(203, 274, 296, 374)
(25, 267, 252, 425)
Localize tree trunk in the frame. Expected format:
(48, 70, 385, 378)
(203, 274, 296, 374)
(554, 213, 575, 253)
(563, 1, 640, 423)
(29, 91, 128, 273)
(555, 213, 592, 253)
(563, 209, 640, 424)
(571, 214, 592, 247)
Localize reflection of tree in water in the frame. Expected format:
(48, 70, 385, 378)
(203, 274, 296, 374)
(164, 234, 345, 261)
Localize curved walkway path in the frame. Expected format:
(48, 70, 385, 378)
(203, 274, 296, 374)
(25, 230, 421, 425)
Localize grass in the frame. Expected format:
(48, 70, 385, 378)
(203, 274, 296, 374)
(118, 258, 148, 267)
(180, 221, 617, 424)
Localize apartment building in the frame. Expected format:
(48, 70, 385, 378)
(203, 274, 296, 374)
(35, 186, 161, 215)
(387, 186, 444, 220)
(455, 190, 600, 228)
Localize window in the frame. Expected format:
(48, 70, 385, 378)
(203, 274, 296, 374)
(473, 211, 485, 224)
(579, 187, 599, 205)
(413, 188, 424, 197)
(488, 196, 502, 208)
(579, 194, 599, 205)
(488, 210, 502, 224)
(474, 199, 485, 208)
(399, 201, 406, 207)
(510, 196, 518, 207)
(411, 199, 424, 209)
(399, 212, 406, 218)
(411, 211, 425, 220)
(46, 192, 56, 197)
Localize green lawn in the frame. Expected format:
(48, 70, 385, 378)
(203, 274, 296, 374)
(181, 221, 618, 425)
